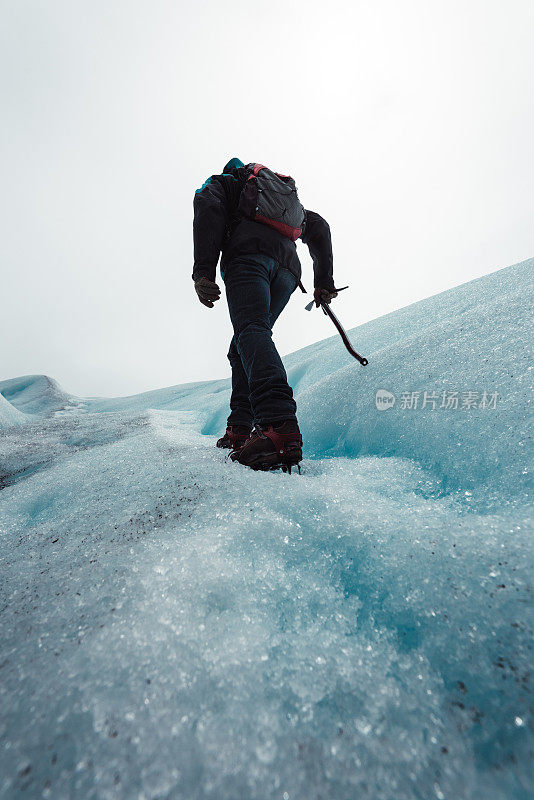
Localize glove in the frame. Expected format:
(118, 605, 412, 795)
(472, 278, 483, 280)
(195, 277, 221, 308)
(314, 287, 338, 308)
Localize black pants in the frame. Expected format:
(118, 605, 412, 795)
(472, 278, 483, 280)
(221, 254, 298, 428)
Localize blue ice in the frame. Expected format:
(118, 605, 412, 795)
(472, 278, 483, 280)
(0, 258, 532, 799)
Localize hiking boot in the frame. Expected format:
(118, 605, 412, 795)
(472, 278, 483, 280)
(230, 420, 302, 472)
(216, 425, 251, 450)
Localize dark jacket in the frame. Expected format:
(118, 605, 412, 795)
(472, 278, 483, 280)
(192, 165, 334, 289)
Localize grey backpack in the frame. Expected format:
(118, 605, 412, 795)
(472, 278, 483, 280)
(238, 163, 306, 241)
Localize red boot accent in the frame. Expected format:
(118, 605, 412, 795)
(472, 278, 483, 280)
(227, 426, 251, 450)
(260, 426, 303, 458)
(217, 426, 251, 450)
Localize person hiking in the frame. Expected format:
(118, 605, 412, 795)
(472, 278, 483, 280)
(193, 157, 338, 471)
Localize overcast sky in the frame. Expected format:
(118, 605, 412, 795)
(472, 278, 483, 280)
(1, 0, 532, 397)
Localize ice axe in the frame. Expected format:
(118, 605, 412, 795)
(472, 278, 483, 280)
(298, 282, 369, 366)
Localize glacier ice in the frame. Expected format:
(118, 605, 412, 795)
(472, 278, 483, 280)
(0, 259, 532, 799)
(0, 393, 24, 430)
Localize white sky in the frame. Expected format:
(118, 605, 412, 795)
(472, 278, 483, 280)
(1, 0, 533, 397)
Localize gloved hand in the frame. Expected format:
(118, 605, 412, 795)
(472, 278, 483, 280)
(195, 277, 221, 308)
(314, 287, 338, 307)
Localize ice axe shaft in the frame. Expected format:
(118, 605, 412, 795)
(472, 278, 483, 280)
(299, 282, 368, 366)
(318, 302, 368, 365)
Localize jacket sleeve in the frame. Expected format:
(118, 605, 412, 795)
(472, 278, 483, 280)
(192, 176, 233, 283)
(301, 210, 335, 289)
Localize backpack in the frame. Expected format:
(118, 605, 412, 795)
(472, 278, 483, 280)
(238, 163, 306, 242)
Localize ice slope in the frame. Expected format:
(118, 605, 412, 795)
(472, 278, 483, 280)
(5, 259, 531, 501)
(0, 393, 24, 429)
(0, 258, 532, 800)
(292, 258, 533, 504)
(0, 375, 81, 418)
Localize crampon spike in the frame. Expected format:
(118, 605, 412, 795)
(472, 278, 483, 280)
(267, 462, 300, 474)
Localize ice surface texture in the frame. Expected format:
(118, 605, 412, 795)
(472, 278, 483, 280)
(0, 394, 24, 429)
(0, 259, 532, 799)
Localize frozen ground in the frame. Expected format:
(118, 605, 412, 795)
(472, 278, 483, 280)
(0, 258, 532, 799)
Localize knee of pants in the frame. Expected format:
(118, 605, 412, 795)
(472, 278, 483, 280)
(227, 336, 240, 363)
(236, 320, 272, 345)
